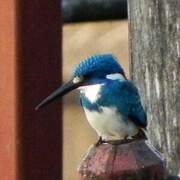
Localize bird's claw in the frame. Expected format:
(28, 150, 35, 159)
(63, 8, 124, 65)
(94, 137, 105, 146)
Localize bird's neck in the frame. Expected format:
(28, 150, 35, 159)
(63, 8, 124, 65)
(79, 73, 126, 111)
(79, 73, 126, 103)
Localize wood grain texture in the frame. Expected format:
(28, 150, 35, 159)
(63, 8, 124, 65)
(78, 140, 166, 179)
(128, 0, 180, 176)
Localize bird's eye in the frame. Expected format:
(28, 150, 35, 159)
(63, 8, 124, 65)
(73, 76, 84, 84)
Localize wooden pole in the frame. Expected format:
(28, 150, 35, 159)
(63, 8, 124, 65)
(78, 140, 166, 179)
(128, 0, 180, 177)
(0, 0, 62, 180)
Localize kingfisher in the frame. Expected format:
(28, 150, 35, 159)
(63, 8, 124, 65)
(36, 54, 147, 144)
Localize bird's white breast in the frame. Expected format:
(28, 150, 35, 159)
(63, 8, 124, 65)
(84, 106, 138, 140)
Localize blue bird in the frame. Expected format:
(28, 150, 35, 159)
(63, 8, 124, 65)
(36, 54, 147, 144)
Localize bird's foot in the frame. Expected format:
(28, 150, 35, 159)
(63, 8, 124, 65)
(105, 138, 135, 145)
(132, 129, 148, 140)
(94, 131, 147, 146)
(94, 137, 105, 147)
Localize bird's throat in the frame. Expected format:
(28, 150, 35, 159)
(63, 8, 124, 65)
(79, 84, 103, 103)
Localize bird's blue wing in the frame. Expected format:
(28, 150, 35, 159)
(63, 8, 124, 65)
(99, 80, 147, 128)
(118, 81, 147, 128)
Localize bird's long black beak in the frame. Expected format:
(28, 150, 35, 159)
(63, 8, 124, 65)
(35, 79, 81, 110)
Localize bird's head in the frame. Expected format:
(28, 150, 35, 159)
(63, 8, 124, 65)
(35, 54, 125, 110)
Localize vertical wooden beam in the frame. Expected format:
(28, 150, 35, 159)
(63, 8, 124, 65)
(0, 1, 17, 180)
(128, 0, 180, 177)
(0, 0, 62, 180)
(17, 1, 62, 180)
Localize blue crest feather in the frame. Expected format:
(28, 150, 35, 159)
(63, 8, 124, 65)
(73, 54, 124, 77)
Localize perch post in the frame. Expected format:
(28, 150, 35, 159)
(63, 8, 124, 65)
(78, 140, 166, 179)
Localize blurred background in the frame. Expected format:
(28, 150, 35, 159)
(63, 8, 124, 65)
(62, 0, 128, 179)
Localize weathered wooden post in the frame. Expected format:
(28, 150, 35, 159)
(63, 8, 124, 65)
(128, 0, 180, 177)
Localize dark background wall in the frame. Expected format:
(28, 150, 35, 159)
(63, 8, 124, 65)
(63, 0, 127, 22)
